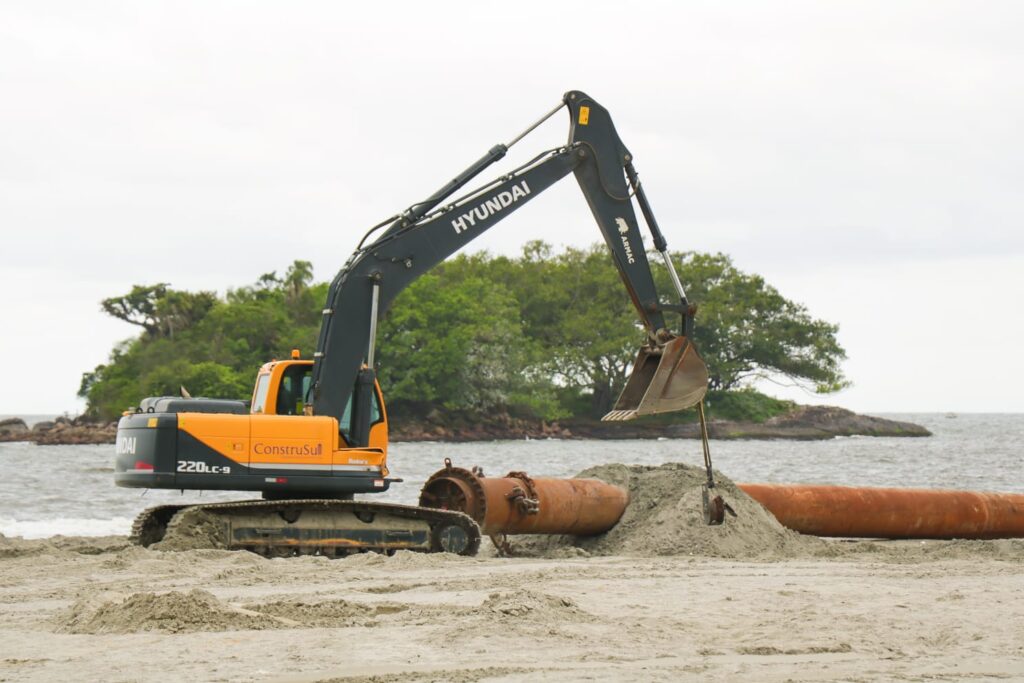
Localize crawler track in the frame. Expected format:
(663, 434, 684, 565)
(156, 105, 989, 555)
(130, 499, 481, 557)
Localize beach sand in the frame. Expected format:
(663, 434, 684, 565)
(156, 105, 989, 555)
(2, 464, 1022, 681)
(0, 534, 1022, 681)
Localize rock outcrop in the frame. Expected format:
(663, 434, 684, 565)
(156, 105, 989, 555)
(390, 405, 931, 441)
(0, 416, 117, 445)
(0, 417, 29, 439)
(0, 405, 929, 445)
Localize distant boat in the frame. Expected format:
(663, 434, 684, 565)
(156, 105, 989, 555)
(945, 412, 958, 419)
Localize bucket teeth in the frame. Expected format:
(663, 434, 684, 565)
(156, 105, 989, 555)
(601, 409, 638, 422)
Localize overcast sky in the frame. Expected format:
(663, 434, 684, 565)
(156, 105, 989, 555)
(2, 1, 1022, 415)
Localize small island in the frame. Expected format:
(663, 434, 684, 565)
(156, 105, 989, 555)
(10, 250, 929, 447)
(388, 404, 931, 442)
(0, 404, 929, 446)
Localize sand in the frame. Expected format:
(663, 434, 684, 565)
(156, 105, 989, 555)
(151, 508, 228, 552)
(59, 589, 280, 634)
(1, 462, 1023, 681)
(515, 463, 826, 558)
(1, 537, 1022, 681)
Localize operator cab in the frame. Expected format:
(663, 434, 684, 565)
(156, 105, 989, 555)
(251, 359, 313, 416)
(250, 353, 385, 448)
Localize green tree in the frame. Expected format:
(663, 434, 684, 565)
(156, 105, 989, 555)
(376, 265, 552, 416)
(518, 244, 644, 417)
(145, 361, 252, 400)
(81, 249, 847, 423)
(100, 284, 216, 339)
(500, 243, 848, 417)
(100, 284, 169, 336)
(82, 262, 326, 419)
(153, 290, 217, 339)
(660, 252, 849, 394)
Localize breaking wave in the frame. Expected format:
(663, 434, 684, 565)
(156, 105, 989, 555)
(0, 517, 133, 539)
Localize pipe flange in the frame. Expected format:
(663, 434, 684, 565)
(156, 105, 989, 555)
(419, 462, 489, 526)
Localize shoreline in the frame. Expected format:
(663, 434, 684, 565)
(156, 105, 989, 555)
(0, 405, 931, 446)
(391, 405, 931, 442)
(1, 461, 1019, 681)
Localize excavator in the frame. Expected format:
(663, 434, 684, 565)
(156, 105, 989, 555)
(114, 90, 711, 557)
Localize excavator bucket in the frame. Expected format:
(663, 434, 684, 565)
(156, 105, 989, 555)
(602, 336, 709, 421)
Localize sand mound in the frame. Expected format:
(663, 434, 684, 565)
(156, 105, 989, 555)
(58, 588, 419, 634)
(474, 590, 591, 621)
(0, 535, 63, 559)
(514, 463, 826, 559)
(51, 535, 131, 555)
(0, 534, 129, 558)
(99, 546, 152, 569)
(58, 589, 277, 634)
(150, 508, 227, 552)
(247, 598, 406, 627)
(427, 589, 593, 644)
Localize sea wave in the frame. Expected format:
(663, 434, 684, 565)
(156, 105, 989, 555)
(0, 516, 133, 539)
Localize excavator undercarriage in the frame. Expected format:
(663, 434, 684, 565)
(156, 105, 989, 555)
(131, 499, 481, 557)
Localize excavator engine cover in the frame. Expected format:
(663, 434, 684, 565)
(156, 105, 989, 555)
(602, 336, 709, 421)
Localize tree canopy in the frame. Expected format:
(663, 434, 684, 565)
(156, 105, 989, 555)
(81, 246, 847, 422)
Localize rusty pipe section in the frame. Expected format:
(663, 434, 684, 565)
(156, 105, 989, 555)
(739, 483, 1024, 540)
(419, 460, 629, 536)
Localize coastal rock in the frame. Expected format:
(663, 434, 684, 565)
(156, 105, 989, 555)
(0, 417, 29, 440)
(760, 405, 931, 438)
(0, 417, 117, 445)
(391, 404, 930, 442)
(677, 405, 932, 440)
(1, 404, 928, 445)
(33, 419, 117, 445)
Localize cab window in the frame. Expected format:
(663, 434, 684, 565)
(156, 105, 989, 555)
(339, 390, 382, 445)
(276, 365, 313, 416)
(251, 374, 271, 413)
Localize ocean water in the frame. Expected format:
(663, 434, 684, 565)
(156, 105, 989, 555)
(0, 413, 1020, 539)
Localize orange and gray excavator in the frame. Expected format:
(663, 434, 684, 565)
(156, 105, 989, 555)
(115, 90, 711, 556)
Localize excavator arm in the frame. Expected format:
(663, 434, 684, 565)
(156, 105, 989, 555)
(311, 91, 708, 444)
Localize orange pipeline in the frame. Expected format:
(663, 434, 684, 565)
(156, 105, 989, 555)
(419, 461, 628, 536)
(738, 483, 1024, 540)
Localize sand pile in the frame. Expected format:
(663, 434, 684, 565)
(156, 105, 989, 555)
(474, 590, 591, 621)
(0, 534, 129, 558)
(417, 589, 593, 647)
(58, 589, 278, 634)
(423, 588, 594, 644)
(246, 597, 406, 627)
(515, 463, 826, 559)
(58, 588, 421, 634)
(150, 508, 227, 552)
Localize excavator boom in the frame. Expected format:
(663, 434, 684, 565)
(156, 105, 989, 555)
(312, 90, 708, 440)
